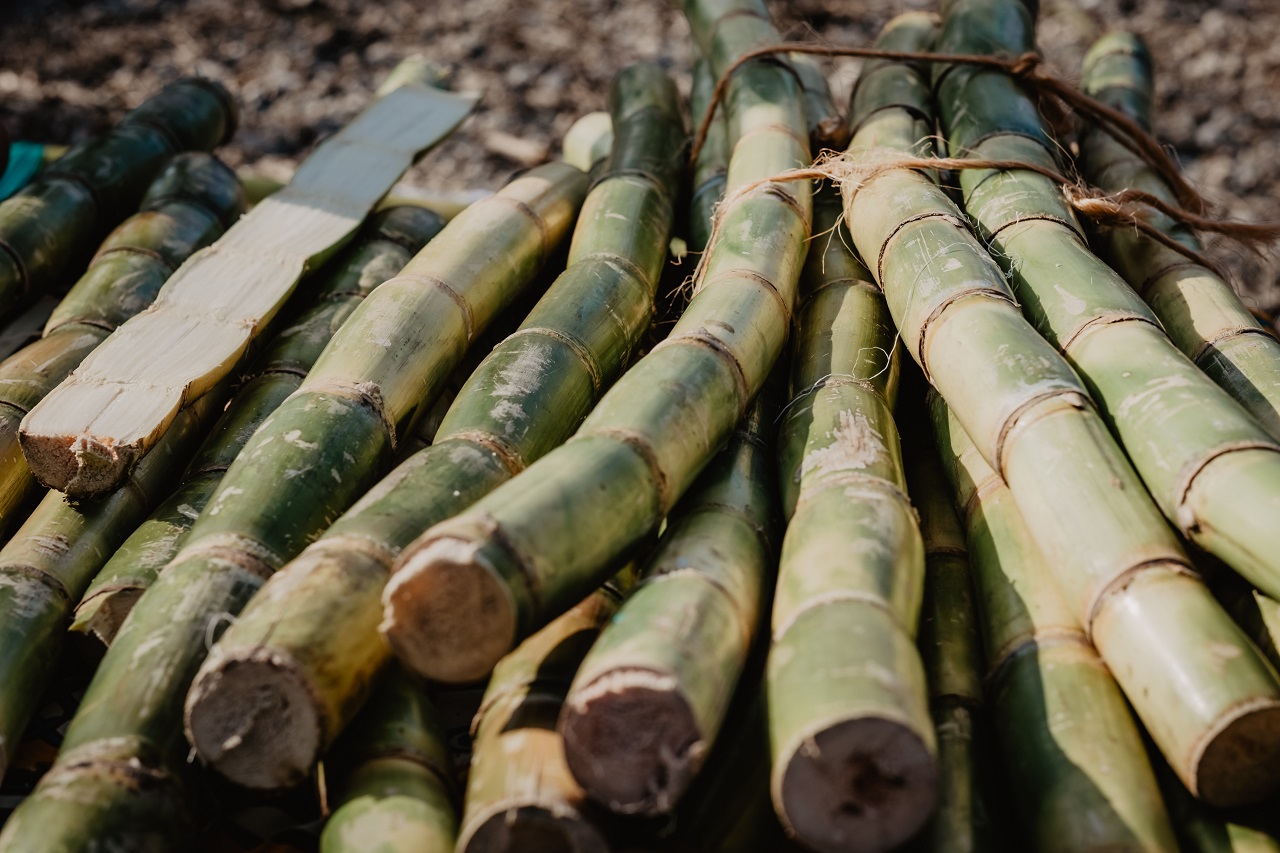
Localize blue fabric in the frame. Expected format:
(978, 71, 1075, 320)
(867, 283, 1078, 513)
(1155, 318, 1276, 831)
(0, 142, 46, 201)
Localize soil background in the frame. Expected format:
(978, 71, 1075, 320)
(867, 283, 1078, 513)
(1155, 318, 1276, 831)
(1, 0, 1277, 306)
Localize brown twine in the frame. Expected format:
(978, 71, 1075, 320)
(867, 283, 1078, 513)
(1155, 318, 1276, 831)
(690, 42, 1207, 215)
(685, 149, 1275, 298)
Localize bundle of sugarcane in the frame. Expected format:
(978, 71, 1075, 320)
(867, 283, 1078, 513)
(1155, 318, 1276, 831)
(937, 0, 1280, 638)
(0, 78, 236, 315)
(67, 204, 446, 649)
(18, 80, 476, 497)
(384, 0, 810, 691)
(7, 1, 1280, 849)
(0, 161, 584, 848)
(1078, 33, 1280, 441)
(842, 7, 1280, 811)
(0, 152, 244, 539)
(184, 63, 681, 790)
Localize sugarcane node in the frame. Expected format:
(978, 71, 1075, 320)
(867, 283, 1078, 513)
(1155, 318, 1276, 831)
(1173, 439, 1280, 534)
(560, 667, 705, 816)
(382, 534, 519, 684)
(775, 716, 938, 853)
(462, 805, 610, 853)
(184, 650, 323, 791)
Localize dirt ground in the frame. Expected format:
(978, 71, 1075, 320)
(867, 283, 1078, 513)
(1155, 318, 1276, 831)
(1, 0, 1277, 306)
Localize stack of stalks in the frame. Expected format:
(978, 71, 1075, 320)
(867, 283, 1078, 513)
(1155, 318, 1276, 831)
(2, 2, 1280, 852)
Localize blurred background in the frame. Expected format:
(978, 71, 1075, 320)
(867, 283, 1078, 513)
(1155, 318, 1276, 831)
(1, 0, 1276, 306)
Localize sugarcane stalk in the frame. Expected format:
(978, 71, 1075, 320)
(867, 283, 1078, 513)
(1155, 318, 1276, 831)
(931, 392, 1180, 852)
(0, 78, 236, 315)
(559, 381, 777, 816)
(184, 66, 681, 791)
(0, 152, 244, 539)
(561, 111, 614, 173)
(940, 0, 1280, 650)
(68, 205, 445, 648)
(320, 665, 457, 853)
(689, 56, 728, 254)
(792, 54, 848, 152)
(761, 176, 934, 852)
(0, 296, 56, 360)
(458, 575, 629, 853)
(19, 82, 477, 498)
(902, 419, 992, 853)
(1078, 33, 1280, 441)
(385, 0, 811, 690)
(0, 378, 227, 785)
(0, 163, 584, 852)
(844, 9, 1280, 808)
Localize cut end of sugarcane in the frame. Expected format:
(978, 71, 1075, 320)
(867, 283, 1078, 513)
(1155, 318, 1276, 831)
(561, 668, 705, 815)
(1192, 699, 1280, 807)
(381, 535, 518, 684)
(184, 652, 323, 791)
(776, 717, 937, 853)
(462, 806, 610, 853)
(18, 430, 135, 497)
(69, 587, 143, 649)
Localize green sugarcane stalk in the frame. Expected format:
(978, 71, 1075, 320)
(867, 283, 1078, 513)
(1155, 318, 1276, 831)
(931, 393, 1180, 853)
(903, 422, 992, 853)
(792, 53, 848, 152)
(385, 0, 811, 688)
(1225, 587, 1280, 676)
(939, 0, 1280, 655)
(1078, 33, 1280, 441)
(0, 379, 226, 784)
(559, 385, 777, 816)
(20, 82, 474, 499)
(320, 665, 457, 853)
(689, 56, 729, 254)
(0, 296, 57, 360)
(183, 66, 682, 792)
(0, 79, 236, 314)
(0, 164, 584, 852)
(765, 182, 933, 853)
(457, 576, 629, 853)
(561, 111, 614, 173)
(68, 206, 445, 648)
(0, 152, 244, 539)
(843, 8, 1280, 808)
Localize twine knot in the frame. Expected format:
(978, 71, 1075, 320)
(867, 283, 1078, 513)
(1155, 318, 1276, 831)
(1009, 52, 1043, 78)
